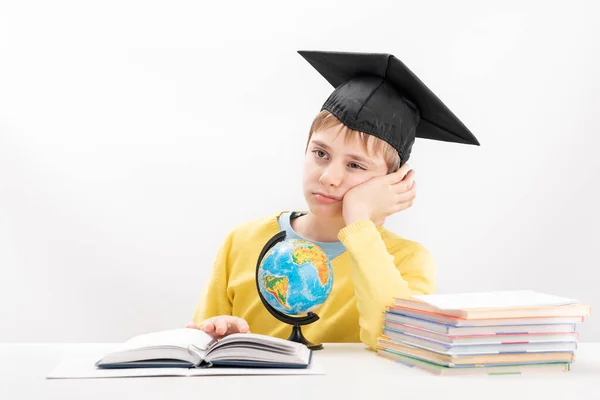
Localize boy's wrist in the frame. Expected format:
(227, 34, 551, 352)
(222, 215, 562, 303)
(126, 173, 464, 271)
(343, 210, 371, 226)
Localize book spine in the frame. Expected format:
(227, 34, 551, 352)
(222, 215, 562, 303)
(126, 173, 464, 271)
(187, 344, 207, 367)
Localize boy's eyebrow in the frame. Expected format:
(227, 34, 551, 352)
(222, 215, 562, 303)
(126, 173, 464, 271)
(311, 140, 331, 151)
(348, 153, 375, 167)
(310, 139, 375, 166)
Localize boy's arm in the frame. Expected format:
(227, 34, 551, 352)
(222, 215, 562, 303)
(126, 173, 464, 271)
(192, 232, 234, 325)
(338, 220, 436, 350)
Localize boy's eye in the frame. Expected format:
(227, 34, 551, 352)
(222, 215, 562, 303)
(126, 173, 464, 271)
(348, 162, 366, 170)
(313, 149, 328, 159)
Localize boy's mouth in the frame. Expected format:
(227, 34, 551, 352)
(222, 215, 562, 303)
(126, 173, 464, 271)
(312, 192, 342, 204)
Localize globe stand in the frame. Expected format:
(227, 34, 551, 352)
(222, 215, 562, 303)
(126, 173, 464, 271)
(256, 231, 324, 351)
(288, 320, 323, 351)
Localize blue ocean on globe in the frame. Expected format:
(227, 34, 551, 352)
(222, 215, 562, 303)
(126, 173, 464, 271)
(258, 238, 333, 316)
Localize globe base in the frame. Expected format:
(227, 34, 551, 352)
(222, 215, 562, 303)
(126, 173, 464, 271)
(288, 323, 323, 351)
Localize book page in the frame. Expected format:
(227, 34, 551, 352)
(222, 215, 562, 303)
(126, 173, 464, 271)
(411, 290, 578, 310)
(218, 332, 301, 348)
(118, 328, 215, 352)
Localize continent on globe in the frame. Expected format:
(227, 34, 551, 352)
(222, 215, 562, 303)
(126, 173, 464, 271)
(263, 275, 292, 310)
(292, 245, 329, 286)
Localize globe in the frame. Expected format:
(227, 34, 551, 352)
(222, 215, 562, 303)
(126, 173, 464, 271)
(257, 238, 333, 316)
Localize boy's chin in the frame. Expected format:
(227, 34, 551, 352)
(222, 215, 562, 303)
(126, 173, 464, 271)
(306, 202, 343, 218)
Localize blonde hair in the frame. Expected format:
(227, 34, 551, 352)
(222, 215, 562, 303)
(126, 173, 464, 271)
(306, 110, 401, 173)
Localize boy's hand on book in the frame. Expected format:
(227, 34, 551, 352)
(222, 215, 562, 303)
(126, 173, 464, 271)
(342, 163, 416, 226)
(186, 316, 250, 338)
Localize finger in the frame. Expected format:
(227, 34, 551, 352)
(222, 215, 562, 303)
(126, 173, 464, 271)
(386, 163, 411, 184)
(395, 193, 416, 206)
(214, 319, 229, 336)
(395, 181, 417, 203)
(404, 169, 415, 181)
(234, 318, 250, 333)
(202, 321, 216, 333)
(392, 171, 415, 193)
(392, 199, 414, 213)
(199, 317, 216, 332)
(390, 164, 412, 184)
(185, 321, 199, 329)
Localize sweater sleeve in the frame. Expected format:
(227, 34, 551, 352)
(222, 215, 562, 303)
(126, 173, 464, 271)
(338, 220, 436, 349)
(192, 231, 234, 325)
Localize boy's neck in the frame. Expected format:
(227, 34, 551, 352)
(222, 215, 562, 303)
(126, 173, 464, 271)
(290, 212, 345, 243)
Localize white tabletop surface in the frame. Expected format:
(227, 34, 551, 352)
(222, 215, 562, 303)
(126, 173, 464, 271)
(1, 342, 599, 400)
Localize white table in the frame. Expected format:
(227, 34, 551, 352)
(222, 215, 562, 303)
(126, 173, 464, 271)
(1, 343, 599, 400)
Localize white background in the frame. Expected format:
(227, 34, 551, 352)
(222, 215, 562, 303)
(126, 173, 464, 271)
(1, 0, 598, 343)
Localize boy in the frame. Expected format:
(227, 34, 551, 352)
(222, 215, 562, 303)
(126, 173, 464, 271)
(187, 51, 479, 349)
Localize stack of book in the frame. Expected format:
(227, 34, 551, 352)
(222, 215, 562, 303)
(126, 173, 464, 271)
(377, 290, 592, 375)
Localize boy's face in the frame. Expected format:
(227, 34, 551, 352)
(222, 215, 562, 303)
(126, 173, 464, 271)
(303, 125, 388, 218)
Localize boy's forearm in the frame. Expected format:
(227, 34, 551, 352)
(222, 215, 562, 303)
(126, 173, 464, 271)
(338, 220, 436, 349)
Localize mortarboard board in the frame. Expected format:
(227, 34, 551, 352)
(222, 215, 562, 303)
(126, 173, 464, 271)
(298, 50, 480, 166)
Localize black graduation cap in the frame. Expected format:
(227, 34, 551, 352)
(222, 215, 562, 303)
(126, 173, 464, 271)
(298, 50, 480, 166)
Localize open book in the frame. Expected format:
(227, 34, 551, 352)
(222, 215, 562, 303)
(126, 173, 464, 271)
(95, 328, 312, 369)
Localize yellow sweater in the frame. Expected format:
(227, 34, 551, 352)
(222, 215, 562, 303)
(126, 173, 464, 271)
(192, 212, 436, 349)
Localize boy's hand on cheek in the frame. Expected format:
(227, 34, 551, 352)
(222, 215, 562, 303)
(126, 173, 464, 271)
(342, 164, 416, 227)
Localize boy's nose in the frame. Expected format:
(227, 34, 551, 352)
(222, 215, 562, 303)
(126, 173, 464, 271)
(319, 165, 343, 187)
